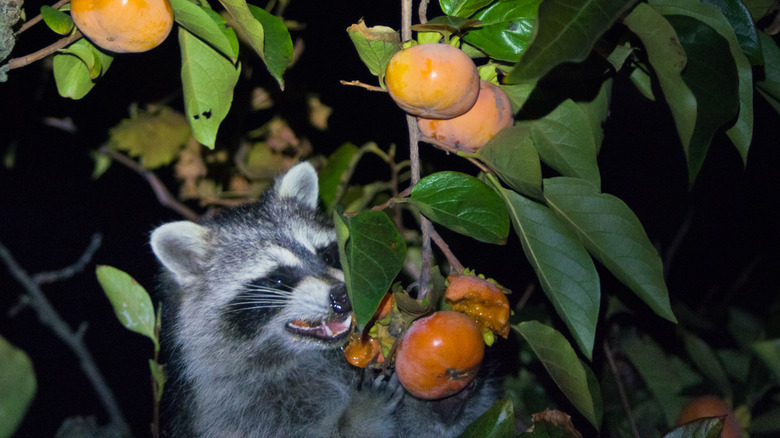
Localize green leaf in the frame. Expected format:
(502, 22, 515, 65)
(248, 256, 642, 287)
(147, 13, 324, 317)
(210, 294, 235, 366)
(757, 31, 780, 115)
(623, 4, 696, 157)
(514, 320, 601, 428)
(53, 39, 113, 99)
(752, 339, 780, 381)
(652, 0, 753, 167)
(248, 5, 294, 89)
(319, 143, 359, 208)
(680, 331, 732, 398)
(0, 336, 36, 438)
(334, 210, 406, 331)
(543, 178, 676, 322)
(621, 331, 686, 427)
(575, 78, 611, 152)
(505, 0, 635, 84)
(179, 26, 241, 149)
(457, 397, 515, 438)
(529, 99, 601, 189)
(40, 5, 74, 35)
(171, 0, 239, 61)
(742, 0, 775, 20)
(95, 265, 159, 351)
(218, 0, 264, 58)
(491, 178, 599, 359)
(663, 418, 725, 438)
(347, 20, 400, 83)
(475, 124, 542, 199)
(462, 0, 540, 62)
(406, 171, 510, 245)
(440, 0, 495, 17)
(701, 0, 763, 65)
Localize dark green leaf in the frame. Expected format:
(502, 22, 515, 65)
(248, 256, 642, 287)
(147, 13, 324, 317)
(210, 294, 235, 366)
(319, 143, 359, 208)
(652, 0, 753, 167)
(681, 331, 732, 397)
(752, 339, 780, 380)
(514, 320, 601, 428)
(701, 0, 763, 65)
(742, 0, 775, 20)
(756, 32, 780, 116)
(462, 0, 540, 62)
(750, 405, 780, 434)
(621, 331, 686, 426)
(334, 210, 406, 331)
(575, 78, 611, 152)
(407, 171, 509, 244)
(623, 4, 696, 156)
(248, 5, 294, 89)
(476, 124, 542, 199)
(663, 417, 725, 438)
(543, 178, 676, 322)
(179, 26, 241, 149)
(40, 5, 73, 35)
(440, 0, 495, 17)
(347, 20, 400, 82)
(505, 0, 636, 84)
(530, 99, 601, 189)
(0, 336, 36, 438)
(457, 397, 515, 438)
(492, 178, 599, 359)
(171, 0, 238, 61)
(95, 265, 159, 351)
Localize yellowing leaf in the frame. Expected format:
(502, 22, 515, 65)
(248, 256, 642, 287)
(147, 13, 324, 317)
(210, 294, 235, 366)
(109, 105, 191, 169)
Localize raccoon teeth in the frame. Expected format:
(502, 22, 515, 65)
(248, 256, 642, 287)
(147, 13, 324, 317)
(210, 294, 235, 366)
(286, 315, 352, 341)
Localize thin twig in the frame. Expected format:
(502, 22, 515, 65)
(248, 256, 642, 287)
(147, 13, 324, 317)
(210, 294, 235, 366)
(429, 228, 464, 274)
(418, 0, 430, 24)
(7, 31, 83, 70)
(0, 238, 131, 436)
(515, 282, 535, 312)
(98, 146, 200, 221)
(14, 0, 71, 35)
(339, 80, 386, 92)
(33, 234, 103, 285)
(603, 340, 641, 438)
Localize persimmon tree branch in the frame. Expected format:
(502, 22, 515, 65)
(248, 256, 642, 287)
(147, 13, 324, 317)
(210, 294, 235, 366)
(7, 30, 83, 70)
(0, 235, 131, 436)
(603, 339, 640, 438)
(98, 145, 200, 221)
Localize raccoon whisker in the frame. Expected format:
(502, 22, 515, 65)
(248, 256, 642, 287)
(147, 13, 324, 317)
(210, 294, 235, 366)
(244, 286, 295, 295)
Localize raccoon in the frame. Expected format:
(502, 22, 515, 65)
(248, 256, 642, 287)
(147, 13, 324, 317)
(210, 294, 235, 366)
(150, 162, 500, 437)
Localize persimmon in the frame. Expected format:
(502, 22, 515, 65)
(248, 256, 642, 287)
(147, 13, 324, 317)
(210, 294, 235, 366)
(344, 333, 383, 368)
(417, 80, 514, 153)
(384, 43, 480, 119)
(395, 311, 484, 399)
(445, 274, 510, 338)
(71, 0, 174, 53)
(677, 395, 741, 438)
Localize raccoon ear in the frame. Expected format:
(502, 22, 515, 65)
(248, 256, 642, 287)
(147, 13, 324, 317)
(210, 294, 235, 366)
(150, 221, 210, 285)
(276, 162, 319, 208)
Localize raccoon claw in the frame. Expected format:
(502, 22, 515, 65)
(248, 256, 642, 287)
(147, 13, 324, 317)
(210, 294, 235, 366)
(358, 370, 404, 408)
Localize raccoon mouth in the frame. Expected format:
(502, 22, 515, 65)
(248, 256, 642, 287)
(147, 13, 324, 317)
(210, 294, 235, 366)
(286, 314, 352, 342)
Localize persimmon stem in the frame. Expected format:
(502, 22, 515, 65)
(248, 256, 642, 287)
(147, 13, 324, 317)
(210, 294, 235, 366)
(7, 30, 83, 71)
(14, 0, 70, 35)
(339, 80, 386, 92)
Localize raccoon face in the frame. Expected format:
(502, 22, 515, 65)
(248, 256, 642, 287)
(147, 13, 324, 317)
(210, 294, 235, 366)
(151, 163, 353, 352)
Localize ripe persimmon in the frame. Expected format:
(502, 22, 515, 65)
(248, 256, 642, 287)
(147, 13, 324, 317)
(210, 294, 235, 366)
(445, 274, 510, 338)
(395, 311, 484, 399)
(417, 80, 514, 153)
(344, 333, 383, 368)
(384, 43, 480, 119)
(677, 395, 741, 438)
(71, 0, 174, 53)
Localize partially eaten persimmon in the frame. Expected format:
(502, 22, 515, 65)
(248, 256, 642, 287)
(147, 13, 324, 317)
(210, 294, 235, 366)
(445, 274, 510, 338)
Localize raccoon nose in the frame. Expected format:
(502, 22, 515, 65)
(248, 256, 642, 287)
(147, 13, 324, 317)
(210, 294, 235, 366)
(330, 285, 351, 314)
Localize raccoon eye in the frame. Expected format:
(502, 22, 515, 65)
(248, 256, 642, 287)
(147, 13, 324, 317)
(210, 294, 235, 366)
(317, 244, 341, 269)
(249, 266, 297, 291)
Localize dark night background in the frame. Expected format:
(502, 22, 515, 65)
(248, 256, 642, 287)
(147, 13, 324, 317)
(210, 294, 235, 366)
(2, 1, 779, 437)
